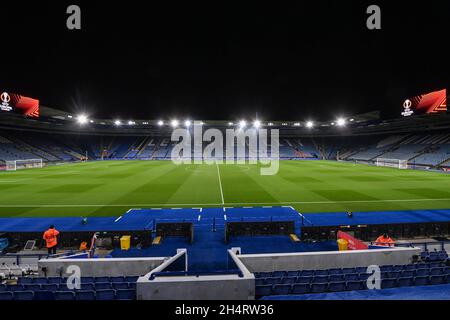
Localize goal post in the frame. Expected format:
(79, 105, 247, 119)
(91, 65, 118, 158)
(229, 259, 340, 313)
(2, 159, 43, 171)
(375, 158, 408, 169)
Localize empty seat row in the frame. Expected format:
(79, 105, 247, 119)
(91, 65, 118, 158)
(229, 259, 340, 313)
(256, 275, 450, 297)
(16, 276, 139, 285)
(0, 289, 135, 301)
(1, 282, 135, 292)
(254, 263, 446, 279)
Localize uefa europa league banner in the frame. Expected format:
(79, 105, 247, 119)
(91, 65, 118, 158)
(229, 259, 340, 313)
(0, 91, 39, 117)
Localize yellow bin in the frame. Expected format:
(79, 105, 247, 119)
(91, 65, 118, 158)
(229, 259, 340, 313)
(337, 238, 348, 251)
(120, 235, 131, 250)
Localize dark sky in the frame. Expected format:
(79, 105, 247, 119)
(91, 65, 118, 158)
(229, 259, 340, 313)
(1, 1, 449, 121)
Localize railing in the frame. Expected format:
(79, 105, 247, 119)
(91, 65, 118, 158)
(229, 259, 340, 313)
(149, 270, 243, 280)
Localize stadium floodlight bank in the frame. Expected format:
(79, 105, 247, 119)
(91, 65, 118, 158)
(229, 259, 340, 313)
(3, 159, 43, 171)
(376, 158, 408, 169)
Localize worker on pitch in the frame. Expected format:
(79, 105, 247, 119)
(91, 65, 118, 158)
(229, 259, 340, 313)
(43, 225, 60, 255)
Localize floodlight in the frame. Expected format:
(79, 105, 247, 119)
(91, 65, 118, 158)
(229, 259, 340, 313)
(171, 120, 179, 127)
(293, 122, 301, 127)
(239, 120, 246, 128)
(128, 120, 136, 125)
(268, 122, 274, 126)
(253, 120, 261, 128)
(336, 118, 346, 127)
(185, 120, 191, 127)
(114, 120, 122, 126)
(157, 120, 164, 126)
(228, 122, 233, 126)
(77, 114, 88, 125)
(306, 121, 314, 128)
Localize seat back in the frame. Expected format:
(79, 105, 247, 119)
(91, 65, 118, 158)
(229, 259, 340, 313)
(76, 290, 96, 301)
(14, 291, 34, 301)
(95, 289, 115, 300)
(0, 292, 13, 300)
(54, 291, 75, 300)
(115, 289, 135, 300)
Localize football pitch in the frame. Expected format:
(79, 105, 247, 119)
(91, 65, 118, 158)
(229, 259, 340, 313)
(0, 160, 449, 218)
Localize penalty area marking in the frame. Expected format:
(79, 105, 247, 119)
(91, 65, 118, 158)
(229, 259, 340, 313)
(216, 163, 225, 205)
(3, 198, 450, 208)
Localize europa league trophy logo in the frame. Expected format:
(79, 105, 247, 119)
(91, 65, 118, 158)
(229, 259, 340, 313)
(401, 99, 413, 116)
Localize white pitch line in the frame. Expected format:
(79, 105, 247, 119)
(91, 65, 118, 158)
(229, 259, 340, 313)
(216, 163, 225, 206)
(2, 198, 450, 208)
(114, 216, 123, 222)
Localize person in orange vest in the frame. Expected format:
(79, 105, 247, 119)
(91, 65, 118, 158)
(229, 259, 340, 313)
(43, 225, 60, 255)
(375, 233, 395, 247)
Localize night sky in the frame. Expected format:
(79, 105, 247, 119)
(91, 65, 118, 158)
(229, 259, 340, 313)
(1, 1, 449, 121)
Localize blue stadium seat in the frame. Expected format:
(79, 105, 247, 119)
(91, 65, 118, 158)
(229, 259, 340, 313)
(112, 283, 129, 290)
(265, 277, 281, 285)
(14, 291, 34, 301)
(314, 270, 328, 276)
(296, 276, 312, 284)
(359, 273, 370, 281)
(34, 278, 48, 285)
(430, 275, 446, 285)
(392, 265, 404, 272)
(94, 276, 110, 283)
(255, 279, 265, 286)
(54, 291, 75, 300)
(401, 270, 415, 278)
(272, 271, 285, 278)
(404, 264, 416, 271)
(444, 267, 450, 275)
(380, 265, 393, 272)
(342, 268, 356, 274)
(17, 278, 33, 285)
(76, 290, 96, 301)
(381, 278, 397, 289)
(255, 285, 272, 297)
(95, 289, 116, 300)
(24, 284, 41, 291)
(310, 283, 328, 293)
(328, 282, 346, 292)
(414, 276, 430, 286)
(415, 269, 429, 277)
(312, 275, 328, 283)
(95, 282, 112, 290)
(286, 271, 300, 277)
(34, 291, 55, 300)
(0, 292, 13, 300)
(272, 284, 291, 295)
(281, 277, 296, 285)
(355, 267, 367, 273)
(344, 273, 359, 281)
(110, 276, 126, 283)
(48, 277, 64, 284)
(81, 283, 95, 291)
(429, 262, 442, 268)
(125, 276, 139, 282)
(430, 268, 443, 275)
(397, 277, 413, 287)
(346, 281, 363, 291)
(41, 284, 58, 291)
(81, 277, 95, 284)
(8, 285, 25, 292)
(0, 284, 6, 292)
(329, 275, 345, 282)
(291, 283, 310, 294)
(115, 289, 135, 300)
(328, 268, 342, 275)
(300, 270, 314, 277)
(387, 271, 401, 279)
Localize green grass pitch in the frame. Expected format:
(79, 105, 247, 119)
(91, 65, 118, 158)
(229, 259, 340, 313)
(0, 160, 449, 217)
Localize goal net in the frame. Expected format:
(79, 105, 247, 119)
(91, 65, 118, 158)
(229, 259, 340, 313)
(375, 158, 408, 169)
(2, 159, 43, 171)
